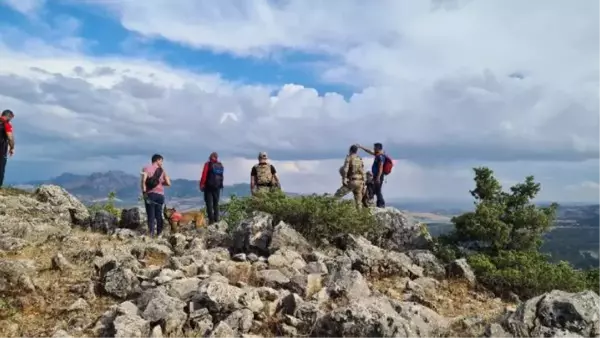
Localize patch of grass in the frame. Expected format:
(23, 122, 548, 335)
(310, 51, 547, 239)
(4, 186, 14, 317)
(0, 297, 18, 319)
(0, 186, 31, 197)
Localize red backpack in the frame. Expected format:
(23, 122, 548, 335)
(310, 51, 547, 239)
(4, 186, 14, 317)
(382, 154, 394, 175)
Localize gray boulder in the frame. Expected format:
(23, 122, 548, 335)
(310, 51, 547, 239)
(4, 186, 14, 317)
(120, 207, 146, 230)
(91, 210, 118, 234)
(33, 184, 90, 226)
(231, 212, 274, 255)
(500, 290, 600, 337)
(367, 207, 432, 251)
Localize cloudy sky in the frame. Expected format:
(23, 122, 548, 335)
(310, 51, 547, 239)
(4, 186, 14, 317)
(0, 0, 598, 202)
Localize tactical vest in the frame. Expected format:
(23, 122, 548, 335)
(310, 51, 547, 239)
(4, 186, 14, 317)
(254, 164, 274, 186)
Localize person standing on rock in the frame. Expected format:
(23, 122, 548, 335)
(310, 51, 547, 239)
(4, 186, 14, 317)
(357, 142, 388, 208)
(0, 109, 15, 188)
(250, 152, 280, 195)
(199, 152, 224, 225)
(141, 154, 171, 237)
(334, 145, 365, 209)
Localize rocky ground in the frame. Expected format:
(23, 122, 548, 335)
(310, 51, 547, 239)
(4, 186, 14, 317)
(0, 185, 598, 337)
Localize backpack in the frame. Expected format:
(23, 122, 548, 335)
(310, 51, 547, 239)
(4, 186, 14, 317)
(206, 161, 224, 189)
(145, 167, 163, 191)
(349, 155, 364, 180)
(382, 154, 394, 175)
(255, 164, 274, 186)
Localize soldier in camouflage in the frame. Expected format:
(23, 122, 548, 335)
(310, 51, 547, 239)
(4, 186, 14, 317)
(334, 145, 365, 209)
(250, 151, 280, 195)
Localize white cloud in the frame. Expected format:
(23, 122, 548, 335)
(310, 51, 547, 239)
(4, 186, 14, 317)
(0, 0, 597, 202)
(1, 0, 45, 16)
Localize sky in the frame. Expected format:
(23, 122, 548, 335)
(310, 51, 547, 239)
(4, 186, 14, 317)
(0, 0, 598, 202)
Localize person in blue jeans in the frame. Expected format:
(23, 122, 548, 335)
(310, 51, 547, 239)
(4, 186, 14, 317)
(357, 143, 386, 208)
(141, 154, 171, 237)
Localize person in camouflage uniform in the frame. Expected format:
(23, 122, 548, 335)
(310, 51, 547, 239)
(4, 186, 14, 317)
(334, 145, 365, 209)
(250, 151, 280, 195)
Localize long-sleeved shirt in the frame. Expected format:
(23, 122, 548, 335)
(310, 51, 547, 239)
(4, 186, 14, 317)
(199, 158, 219, 190)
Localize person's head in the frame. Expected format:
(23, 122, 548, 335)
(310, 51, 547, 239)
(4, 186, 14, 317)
(349, 145, 358, 155)
(1, 109, 14, 122)
(258, 151, 268, 163)
(209, 152, 218, 161)
(374, 142, 383, 154)
(151, 154, 164, 166)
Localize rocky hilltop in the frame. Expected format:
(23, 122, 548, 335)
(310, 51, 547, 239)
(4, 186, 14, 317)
(0, 185, 598, 337)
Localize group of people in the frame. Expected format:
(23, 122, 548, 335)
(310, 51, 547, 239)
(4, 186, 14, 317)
(334, 142, 392, 210)
(141, 151, 282, 237)
(140, 143, 391, 237)
(0, 108, 390, 238)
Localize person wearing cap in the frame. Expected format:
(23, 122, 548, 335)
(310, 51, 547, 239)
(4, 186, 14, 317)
(250, 152, 280, 195)
(199, 152, 224, 224)
(0, 109, 15, 188)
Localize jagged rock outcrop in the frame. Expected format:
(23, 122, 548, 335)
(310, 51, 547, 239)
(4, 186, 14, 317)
(489, 290, 600, 338)
(0, 187, 597, 337)
(368, 207, 433, 251)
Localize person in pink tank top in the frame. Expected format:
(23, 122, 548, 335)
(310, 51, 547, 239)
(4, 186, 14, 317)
(141, 154, 171, 237)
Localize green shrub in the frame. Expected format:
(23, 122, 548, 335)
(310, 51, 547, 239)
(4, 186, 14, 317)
(220, 190, 378, 245)
(88, 191, 120, 218)
(468, 250, 599, 299)
(436, 166, 599, 299)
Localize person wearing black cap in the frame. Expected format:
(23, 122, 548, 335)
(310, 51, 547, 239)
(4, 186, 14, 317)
(0, 109, 15, 188)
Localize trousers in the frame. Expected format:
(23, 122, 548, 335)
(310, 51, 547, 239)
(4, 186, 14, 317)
(334, 180, 365, 209)
(204, 188, 220, 224)
(144, 193, 165, 236)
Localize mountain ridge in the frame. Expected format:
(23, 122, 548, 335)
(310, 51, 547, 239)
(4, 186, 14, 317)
(19, 170, 254, 205)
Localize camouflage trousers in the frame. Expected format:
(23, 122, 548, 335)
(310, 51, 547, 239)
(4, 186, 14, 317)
(334, 180, 364, 209)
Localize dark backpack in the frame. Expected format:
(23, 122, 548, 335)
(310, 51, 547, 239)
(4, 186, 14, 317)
(145, 167, 163, 191)
(206, 161, 224, 189)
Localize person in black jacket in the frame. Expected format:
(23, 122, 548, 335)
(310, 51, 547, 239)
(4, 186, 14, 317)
(199, 152, 224, 224)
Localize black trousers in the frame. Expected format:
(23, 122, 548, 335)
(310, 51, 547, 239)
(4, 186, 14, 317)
(0, 155, 6, 188)
(204, 188, 220, 224)
(144, 193, 165, 236)
(373, 175, 386, 208)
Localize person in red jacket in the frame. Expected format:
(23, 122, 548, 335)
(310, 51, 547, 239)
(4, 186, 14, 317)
(199, 152, 224, 224)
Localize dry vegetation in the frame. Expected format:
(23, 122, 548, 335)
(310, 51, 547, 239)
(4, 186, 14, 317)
(371, 277, 513, 337)
(0, 228, 167, 337)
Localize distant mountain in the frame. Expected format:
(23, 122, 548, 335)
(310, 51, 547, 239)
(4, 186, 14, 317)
(22, 171, 254, 207)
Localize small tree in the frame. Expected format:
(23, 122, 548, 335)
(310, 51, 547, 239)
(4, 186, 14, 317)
(448, 167, 557, 254)
(88, 191, 120, 217)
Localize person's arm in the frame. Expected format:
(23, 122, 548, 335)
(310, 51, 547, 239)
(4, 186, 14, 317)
(199, 162, 209, 191)
(250, 166, 257, 191)
(140, 169, 148, 195)
(357, 144, 375, 156)
(342, 156, 350, 184)
(162, 170, 171, 187)
(5, 122, 14, 156)
(271, 165, 280, 187)
(376, 155, 384, 182)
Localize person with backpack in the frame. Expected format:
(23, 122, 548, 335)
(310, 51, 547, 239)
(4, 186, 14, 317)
(334, 145, 366, 209)
(141, 154, 171, 237)
(199, 152, 224, 224)
(357, 142, 394, 208)
(0, 109, 15, 188)
(250, 152, 280, 195)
